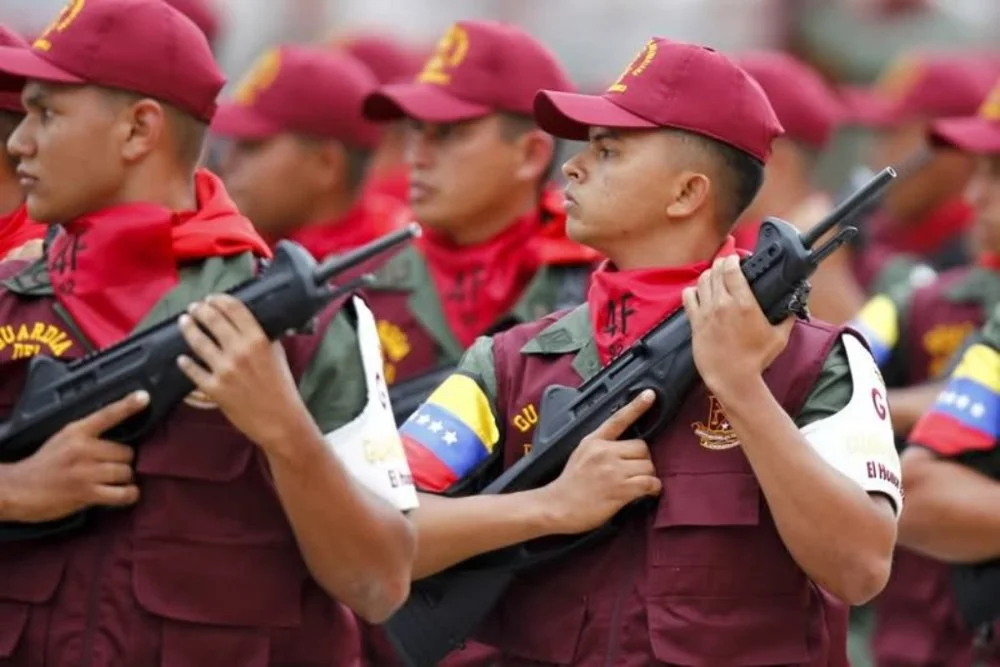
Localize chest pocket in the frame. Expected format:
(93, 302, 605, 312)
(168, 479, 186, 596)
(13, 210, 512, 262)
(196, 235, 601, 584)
(644, 391, 815, 666)
(130, 404, 309, 663)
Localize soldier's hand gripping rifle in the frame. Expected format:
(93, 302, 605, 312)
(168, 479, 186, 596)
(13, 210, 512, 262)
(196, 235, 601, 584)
(0, 224, 420, 542)
(383, 168, 897, 667)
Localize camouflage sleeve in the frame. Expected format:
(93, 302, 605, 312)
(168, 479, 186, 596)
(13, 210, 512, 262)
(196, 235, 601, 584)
(795, 340, 851, 428)
(848, 266, 923, 382)
(399, 336, 504, 495)
(297, 310, 366, 433)
(909, 305, 1000, 470)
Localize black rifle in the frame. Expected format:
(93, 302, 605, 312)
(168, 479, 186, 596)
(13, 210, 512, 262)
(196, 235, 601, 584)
(383, 168, 897, 667)
(0, 225, 420, 541)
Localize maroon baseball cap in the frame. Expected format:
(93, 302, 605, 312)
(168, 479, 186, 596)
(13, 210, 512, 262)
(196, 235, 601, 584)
(929, 80, 1000, 155)
(332, 33, 425, 85)
(363, 20, 574, 124)
(737, 51, 843, 150)
(212, 46, 380, 149)
(0, 0, 224, 123)
(842, 54, 997, 128)
(0, 25, 28, 113)
(163, 0, 222, 46)
(534, 38, 783, 163)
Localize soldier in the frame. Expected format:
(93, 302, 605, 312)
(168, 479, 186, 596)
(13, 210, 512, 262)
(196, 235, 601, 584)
(0, 1, 416, 664)
(856, 80, 1000, 667)
(331, 32, 427, 208)
(0, 25, 44, 260)
(213, 45, 406, 259)
(398, 38, 901, 665)
(843, 53, 996, 289)
(360, 20, 599, 395)
(733, 51, 858, 324)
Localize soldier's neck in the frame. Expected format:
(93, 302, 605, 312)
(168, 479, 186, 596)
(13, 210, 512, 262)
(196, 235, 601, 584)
(442, 188, 537, 247)
(607, 218, 725, 271)
(114, 169, 197, 213)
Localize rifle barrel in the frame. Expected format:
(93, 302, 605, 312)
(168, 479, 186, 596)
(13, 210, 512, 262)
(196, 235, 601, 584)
(802, 166, 896, 249)
(313, 223, 421, 284)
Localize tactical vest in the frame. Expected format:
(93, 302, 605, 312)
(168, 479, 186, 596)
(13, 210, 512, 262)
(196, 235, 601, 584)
(873, 267, 1000, 667)
(0, 260, 361, 667)
(469, 310, 850, 666)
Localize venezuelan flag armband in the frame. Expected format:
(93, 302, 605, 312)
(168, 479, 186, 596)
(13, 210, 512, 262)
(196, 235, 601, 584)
(400, 372, 501, 493)
(910, 340, 1000, 458)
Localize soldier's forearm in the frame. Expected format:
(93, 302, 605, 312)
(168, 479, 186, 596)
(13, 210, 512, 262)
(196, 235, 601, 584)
(261, 417, 416, 624)
(409, 489, 557, 579)
(899, 448, 1000, 563)
(714, 376, 897, 605)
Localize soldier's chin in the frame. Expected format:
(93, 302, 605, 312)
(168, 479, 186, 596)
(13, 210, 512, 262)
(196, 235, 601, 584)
(25, 195, 60, 225)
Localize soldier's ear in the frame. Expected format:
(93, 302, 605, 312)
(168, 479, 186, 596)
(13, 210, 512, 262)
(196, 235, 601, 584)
(513, 129, 555, 185)
(665, 171, 710, 219)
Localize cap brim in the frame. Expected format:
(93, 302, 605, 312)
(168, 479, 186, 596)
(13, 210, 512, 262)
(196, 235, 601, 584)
(838, 86, 900, 129)
(0, 46, 85, 92)
(362, 83, 491, 123)
(930, 116, 1000, 154)
(533, 90, 658, 141)
(211, 103, 284, 140)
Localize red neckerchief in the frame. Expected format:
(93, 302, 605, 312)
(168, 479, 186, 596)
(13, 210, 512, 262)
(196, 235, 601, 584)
(48, 170, 270, 348)
(869, 198, 974, 256)
(288, 194, 406, 261)
(978, 252, 1000, 271)
(732, 219, 760, 252)
(0, 205, 47, 258)
(589, 236, 739, 364)
(418, 214, 540, 348)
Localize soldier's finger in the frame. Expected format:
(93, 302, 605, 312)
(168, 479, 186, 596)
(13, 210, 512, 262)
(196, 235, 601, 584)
(187, 300, 239, 348)
(682, 286, 701, 323)
(205, 294, 262, 337)
(710, 257, 731, 304)
(178, 313, 225, 370)
(620, 458, 657, 479)
(90, 440, 136, 464)
(591, 390, 656, 440)
(92, 483, 141, 508)
(75, 391, 150, 436)
(93, 462, 134, 485)
(625, 475, 663, 499)
(721, 255, 755, 309)
(615, 439, 654, 460)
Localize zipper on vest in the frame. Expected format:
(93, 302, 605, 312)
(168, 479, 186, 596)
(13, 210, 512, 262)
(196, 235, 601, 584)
(79, 527, 112, 667)
(53, 302, 96, 354)
(602, 521, 643, 667)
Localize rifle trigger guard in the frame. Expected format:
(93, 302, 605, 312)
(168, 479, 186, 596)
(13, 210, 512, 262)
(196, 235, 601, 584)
(625, 383, 667, 441)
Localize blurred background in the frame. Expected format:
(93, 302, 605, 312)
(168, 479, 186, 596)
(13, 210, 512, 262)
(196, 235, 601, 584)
(2, 0, 997, 193)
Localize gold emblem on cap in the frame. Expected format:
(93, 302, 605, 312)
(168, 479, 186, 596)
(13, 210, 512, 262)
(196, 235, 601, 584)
(874, 55, 922, 102)
(608, 39, 658, 94)
(233, 48, 282, 106)
(417, 24, 470, 86)
(979, 82, 1000, 121)
(34, 0, 86, 52)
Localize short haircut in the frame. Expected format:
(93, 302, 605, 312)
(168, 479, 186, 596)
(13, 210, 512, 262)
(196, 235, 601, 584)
(669, 129, 766, 229)
(102, 89, 208, 172)
(0, 110, 23, 172)
(294, 135, 372, 196)
(497, 112, 561, 189)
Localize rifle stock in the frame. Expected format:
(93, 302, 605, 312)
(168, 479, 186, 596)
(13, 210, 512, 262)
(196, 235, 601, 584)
(383, 168, 897, 667)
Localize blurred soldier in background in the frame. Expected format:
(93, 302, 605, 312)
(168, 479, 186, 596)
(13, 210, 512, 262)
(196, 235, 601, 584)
(213, 45, 406, 259)
(734, 51, 854, 323)
(0, 25, 44, 260)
